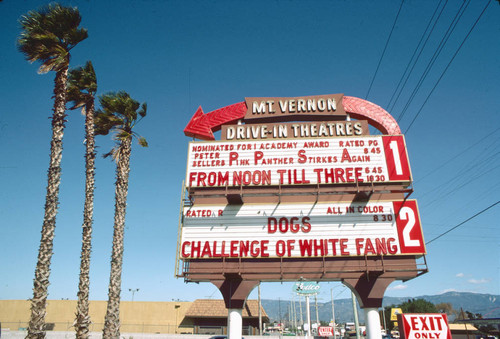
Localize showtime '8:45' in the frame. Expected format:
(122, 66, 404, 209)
(364, 147, 381, 154)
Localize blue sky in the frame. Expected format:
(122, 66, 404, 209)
(1, 0, 499, 310)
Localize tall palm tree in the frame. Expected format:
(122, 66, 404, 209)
(95, 92, 148, 338)
(66, 61, 97, 339)
(17, 4, 87, 338)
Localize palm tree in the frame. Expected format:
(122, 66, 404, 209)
(17, 4, 87, 338)
(95, 92, 148, 338)
(66, 61, 97, 339)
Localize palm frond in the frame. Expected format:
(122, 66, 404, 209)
(17, 3, 88, 73)
(139, 103, 147, 118)
(96, 92, 148, 161)
(138, 137, 148, 148)
(94, 109, 122, 136)
(67, 60, 97, 111)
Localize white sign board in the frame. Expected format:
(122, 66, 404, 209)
(293, 281, 321, 295)
(399, 314, 451, 339)
(186, 135, 412, 188)
(318, 326, 334, 337)
(180, 200, 425, 259)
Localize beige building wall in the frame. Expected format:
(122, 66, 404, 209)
(0, 300, 193, 334)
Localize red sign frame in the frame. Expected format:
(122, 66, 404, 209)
(398, 314, 452, 339)
(185, 135, 412, 188)
(179, 200, 426, 259)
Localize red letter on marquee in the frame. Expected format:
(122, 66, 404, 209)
(382, 135, 411, 182)
(394, 200, 426, 255)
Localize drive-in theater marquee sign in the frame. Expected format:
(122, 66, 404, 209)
(186, 135, 411, 188)
(180, 200, 424, 259)
(176, 93, 428, 337)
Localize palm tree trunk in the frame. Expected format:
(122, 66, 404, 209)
(27, 65, 68, 339)
(102, 136, 132, 339)
(75, 100, 96, 339)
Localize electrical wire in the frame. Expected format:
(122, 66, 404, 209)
(397, 0, 470, 123)
(404, 0, 492, 134)
(391, 0, 451, 117)
(387, 0, 446, 112)
(416, 133, 500, 203)
(425, 200, 500, 245)
(419, 158, 499, 214)
(418, 147, 500, 200)
(422, 161, 499, 208)
(365, 0, 405, 100)
(415, 127, 500, 184)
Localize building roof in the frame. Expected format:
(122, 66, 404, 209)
(185, 299, 269, 321)
(448, 324, 478, 331)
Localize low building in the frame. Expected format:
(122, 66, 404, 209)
(448, 323, 480, 339)
(183, 299, 269, 335)
(0, 299, 268, 335)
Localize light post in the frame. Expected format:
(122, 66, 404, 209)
(258, 283, 262, 335)
(381, 306, 387, 334)
(331, 288, 337, 339)
(129, 288, 139, 301)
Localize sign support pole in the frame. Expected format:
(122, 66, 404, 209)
(211, 278, 259, 339)
(344, 277, 396, 339)
(351, 292, 361, 339)
(306, 295, 312, 337)
(228, 308, 243, 339)
(365, 307, 382, 339)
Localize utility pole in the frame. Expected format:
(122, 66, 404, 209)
(293, 295, 297, 333)
(299, 295, 304, 334)
(129, 288, 139, 301)
(381, 306, 387, 334)
(258, 283, 262, 335)
(278, 297, 282, 331)
(315, 294, 320, 328)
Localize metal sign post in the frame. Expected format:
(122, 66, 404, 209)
(306, 295, 311, 338)
(293, 281, 320, 338)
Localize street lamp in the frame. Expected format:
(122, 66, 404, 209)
(129, 288, 139, 301)
(331, 288, 337, 339)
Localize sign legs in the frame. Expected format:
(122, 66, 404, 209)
(365, 308, 383, 339)
(228, 308, 243, 339)
(343, 275, 395, 339)
(212, 277, 259, 339)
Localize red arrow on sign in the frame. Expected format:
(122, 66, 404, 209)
(184, 96, 400, 140)
(184, 102, 247, 140)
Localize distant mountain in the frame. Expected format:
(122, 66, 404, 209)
(261, 291, 500, 324)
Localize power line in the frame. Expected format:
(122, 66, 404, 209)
(397, 0, 469, 123)
(415, 131, 500, 204)
(415, 127, 500, 184)
(404, 0, 492, 134)
(421, 152, 500, 205)
(365, 0, 405, 100)
(425, 200, 500, 245)
(387, 0, 446, 112)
